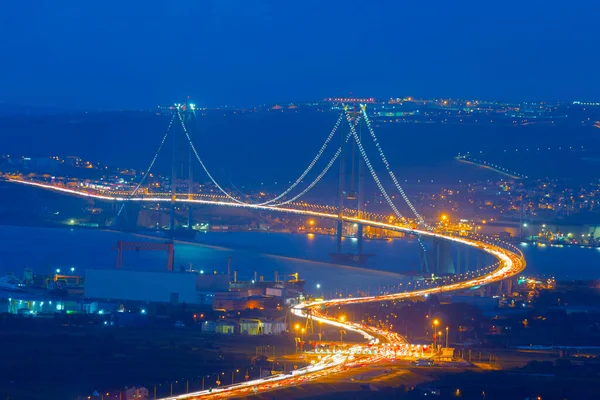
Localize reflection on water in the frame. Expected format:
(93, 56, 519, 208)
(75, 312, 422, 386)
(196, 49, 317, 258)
(0, 226, 597, 295)
(0, 226, 415, 293)
(519, 242, 600, 280)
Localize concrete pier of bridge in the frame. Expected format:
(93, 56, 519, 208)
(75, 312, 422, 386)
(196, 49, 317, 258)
(115, 202, 140, 231)
(419, 237, 456, 276)
(484, 277, 516, 297)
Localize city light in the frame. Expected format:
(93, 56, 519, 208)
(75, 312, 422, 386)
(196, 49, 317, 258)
(1, 106, 534, 400)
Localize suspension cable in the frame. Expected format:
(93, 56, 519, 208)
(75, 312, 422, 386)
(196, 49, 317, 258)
(177, 110, 246, 204)
(360, 105, 428, 227)
(257, 113, 343, 205)
(344, 110, 407, 222)
(269, 113, 360, 206)
(180, 110, 345, 206)
(118, 114, 176, 216)
(271, 131, 352, 206)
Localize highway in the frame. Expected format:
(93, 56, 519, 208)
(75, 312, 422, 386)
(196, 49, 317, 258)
(5, 178, 526, 399)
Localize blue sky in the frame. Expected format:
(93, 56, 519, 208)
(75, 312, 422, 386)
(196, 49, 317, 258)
(1, 0, 599, 109)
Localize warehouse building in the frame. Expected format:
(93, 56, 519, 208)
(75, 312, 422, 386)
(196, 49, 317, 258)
(84, 269, 228, 305)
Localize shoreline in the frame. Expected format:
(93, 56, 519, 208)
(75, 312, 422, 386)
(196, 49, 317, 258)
(130, 230, 409, 279)
(0, 224, 408, 280)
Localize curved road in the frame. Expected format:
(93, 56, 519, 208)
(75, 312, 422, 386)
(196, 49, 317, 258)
(5, 178, 526, 399)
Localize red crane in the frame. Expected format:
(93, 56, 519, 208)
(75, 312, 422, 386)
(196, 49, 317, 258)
(115, 240, 175, 271)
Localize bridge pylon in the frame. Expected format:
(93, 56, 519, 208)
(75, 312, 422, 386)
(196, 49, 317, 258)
(167, 96, 197, 234)
(330, 102, 372, 265)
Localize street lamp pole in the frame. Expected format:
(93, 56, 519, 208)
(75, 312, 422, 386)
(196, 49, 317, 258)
(438, 331, 442, 361)
(432, 319, 439, 354)
(445, 327, 449, 348)
(294, 324, 300, 352)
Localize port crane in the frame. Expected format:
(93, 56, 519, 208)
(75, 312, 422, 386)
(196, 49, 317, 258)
(284, 272, 300, 282)
(115, 240, 175, 271)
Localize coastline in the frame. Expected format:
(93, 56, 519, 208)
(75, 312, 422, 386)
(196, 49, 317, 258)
(130, 230, 409, 279)
(0, 223, 408, 280)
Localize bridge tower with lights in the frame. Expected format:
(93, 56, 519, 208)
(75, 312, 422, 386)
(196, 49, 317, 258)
(330, 101, 371, 265)
(167, 96, 198, 235)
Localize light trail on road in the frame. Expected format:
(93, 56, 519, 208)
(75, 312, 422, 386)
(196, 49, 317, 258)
(5, 178, 526, 399)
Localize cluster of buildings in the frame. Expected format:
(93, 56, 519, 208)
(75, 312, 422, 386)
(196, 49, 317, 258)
(423, 176, 600, 243)
(0, 154, 107, 174)
(303, 97, 600, 126)
(201, 318, 286, 336)
(0, 255, 304, 336)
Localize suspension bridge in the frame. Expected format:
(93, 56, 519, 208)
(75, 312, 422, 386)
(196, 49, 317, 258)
(3, 99, 526, 399)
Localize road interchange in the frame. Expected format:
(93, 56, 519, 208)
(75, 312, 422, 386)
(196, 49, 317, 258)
(4, 178, 526, 399)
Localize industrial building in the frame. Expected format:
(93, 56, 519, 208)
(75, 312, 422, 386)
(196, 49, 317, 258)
(239, 318, 286, 335)
(201, 318, 286, 335)
(216, 320, 237, 334)
(0, 290, 98, 315)
(84, 269, 228, 305)
(212, 292, 281, 311)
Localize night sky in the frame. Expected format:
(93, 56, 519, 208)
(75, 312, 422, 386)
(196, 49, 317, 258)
(1, 0, 599, 109)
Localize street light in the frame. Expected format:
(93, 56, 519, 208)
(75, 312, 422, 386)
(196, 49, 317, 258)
(438, 331, 443, 361)
(446, 326, 449, 348)
(339, 315, 346, 323)
(71, 267, 75, 272)
(432, 319, 440, 350)
(56, 269, 60, 274)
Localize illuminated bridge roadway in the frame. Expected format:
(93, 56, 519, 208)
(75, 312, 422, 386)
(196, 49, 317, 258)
(5, 105, 526, 398)
(7, 178, 526, 400)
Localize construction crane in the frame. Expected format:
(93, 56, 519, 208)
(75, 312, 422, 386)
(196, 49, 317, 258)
(115, 240, 175, 271)
(284, 272, 300, 282)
